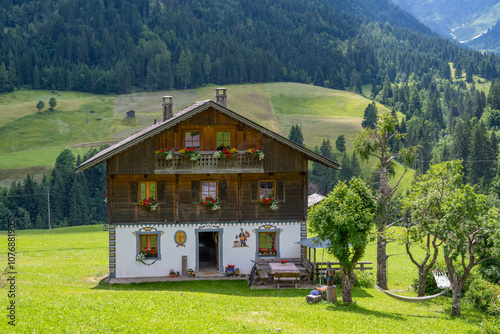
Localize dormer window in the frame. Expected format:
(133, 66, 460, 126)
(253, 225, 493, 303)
(185, 131, 201, 150)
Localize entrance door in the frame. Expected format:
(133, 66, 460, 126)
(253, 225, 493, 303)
(198, 231, 220, 272)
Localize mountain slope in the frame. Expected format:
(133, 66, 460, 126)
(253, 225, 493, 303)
(391, 0, 500, 52)
(0, 83, 389, 185)
(467, 20, 500, 54)
(0, 0, 497, 95)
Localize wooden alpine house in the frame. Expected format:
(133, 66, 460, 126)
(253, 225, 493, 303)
(77, 88, 340, 281)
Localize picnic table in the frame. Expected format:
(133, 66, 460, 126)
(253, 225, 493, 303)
(269, 262, 300, 275)
(269, 263, 301, 288)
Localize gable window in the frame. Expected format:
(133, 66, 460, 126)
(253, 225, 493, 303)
(256, 230, 279, 257)
(136, 232, 161, 260)
(216, 131, 231, 149)
(259, 180, 275, 199)
(139, 182, 156, 201)
(185, 131, 201, 150)
(201, 181, 217, 198)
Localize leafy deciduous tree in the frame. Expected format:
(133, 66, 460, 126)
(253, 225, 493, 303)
(308, 177, 377, 304)
(406, 160, 500, 317)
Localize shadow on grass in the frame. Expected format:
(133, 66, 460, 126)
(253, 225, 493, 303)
(326, 302, 406, 320)
(93, 278, 375, 300)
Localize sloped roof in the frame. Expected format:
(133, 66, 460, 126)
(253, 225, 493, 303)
(76, 99, 340, 173)
(308, 193, 326, 208)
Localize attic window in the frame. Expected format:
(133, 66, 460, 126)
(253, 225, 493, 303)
(185, 131, 200, 150)
(216, 131, 230, 149)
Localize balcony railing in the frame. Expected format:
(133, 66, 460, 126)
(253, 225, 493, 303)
(154, 151, 264, 174)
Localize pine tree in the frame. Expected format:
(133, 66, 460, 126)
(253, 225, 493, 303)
(467, 121, 494, 185)
(351, 151, 362, 178)
(339, 153, 352, 182)
(408, 86, 422, 119)
(288, 125, 304, 146)
(335, 134, 346, 153)
(455, 63, 462, 78)
(361, 102, 378, 129)
(371, 79, 379, 98)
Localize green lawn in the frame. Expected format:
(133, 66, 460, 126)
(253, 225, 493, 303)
(0, 225, 494, 333)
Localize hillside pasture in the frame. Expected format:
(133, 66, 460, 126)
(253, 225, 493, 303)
(0, 225, 493, 333)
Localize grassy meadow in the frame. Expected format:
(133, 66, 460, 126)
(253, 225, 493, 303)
(0, 83, 398, 187)
(0, 225, 496, 333)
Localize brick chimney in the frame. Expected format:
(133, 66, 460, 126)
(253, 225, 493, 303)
(162, 96, 173, 121)
(215, 88, 227, 107)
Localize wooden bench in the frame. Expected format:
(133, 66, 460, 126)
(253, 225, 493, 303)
(274, 272, 301, 289)
(255, 268, 269, 285)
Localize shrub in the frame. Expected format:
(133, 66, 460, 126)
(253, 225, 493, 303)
(464, 278, 499, 315)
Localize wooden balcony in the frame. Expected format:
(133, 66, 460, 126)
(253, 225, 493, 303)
(154, 151, 264, 174)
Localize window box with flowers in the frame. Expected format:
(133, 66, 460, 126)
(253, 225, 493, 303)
(201, 197, 220, 210)
(247, 147, 265, 160)
(260, 194, 279, 210)
(139, 197, 158, 211)
(213, 146, 238, 159)
(258, 248, 277, 256)
(180, 147, 201, 161)
(155, 147, 174, 160)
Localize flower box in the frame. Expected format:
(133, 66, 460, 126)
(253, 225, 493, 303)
(201, 197, 220, 210)
(139, 197, 158, 211)
(260, 195, 279, 210)
(155, 147, 174, 160)
(179, 148, 201, 161)
(246, 147, 265, 160)
(213, 146, 238, 159)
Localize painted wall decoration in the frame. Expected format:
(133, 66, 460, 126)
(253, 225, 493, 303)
(174, 230, 187, 247)
(234, 228, 250, 247)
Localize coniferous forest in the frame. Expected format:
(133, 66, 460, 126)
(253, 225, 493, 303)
(3, 0, 500, 232)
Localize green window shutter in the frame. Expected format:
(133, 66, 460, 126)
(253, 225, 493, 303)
(219, 180, 227, 203)
(157, 181, 166, 204)
(277, 180, 285, 202)
(250, 180, 258, 202)
(130, 182, 138, 204)
(191, 181, 200, 203)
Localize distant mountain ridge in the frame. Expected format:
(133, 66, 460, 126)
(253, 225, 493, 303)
(0, 0, 494, 95)
(391, 0, 500, 53)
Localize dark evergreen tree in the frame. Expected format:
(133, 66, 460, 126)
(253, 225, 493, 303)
(361, 102, 378, 129)
(467, 122, 495, 185)
(455, 63, 462, 78)
(339, 153, 352, 182)
(335, 134, 346, 153)
(288, 125, 304, 146)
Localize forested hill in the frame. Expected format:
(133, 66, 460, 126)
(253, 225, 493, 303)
(0, 0, 497, 94)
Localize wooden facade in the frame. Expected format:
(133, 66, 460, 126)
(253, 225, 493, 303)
(104, 105, 313, 224)
(78, 97, 339, 280)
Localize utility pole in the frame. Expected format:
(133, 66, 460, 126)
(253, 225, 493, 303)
(47, 186, 51, 229)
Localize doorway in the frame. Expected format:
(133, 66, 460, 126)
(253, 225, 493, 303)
(198, 231, 220, 272)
